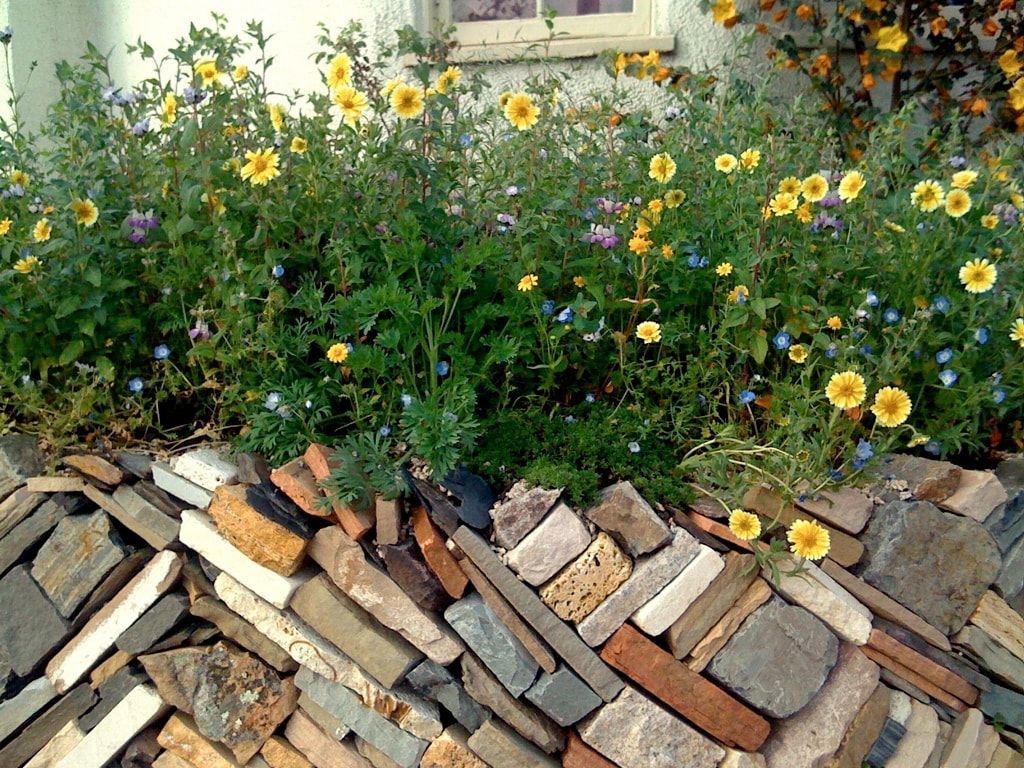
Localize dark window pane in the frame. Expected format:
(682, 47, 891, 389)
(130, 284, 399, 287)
(543, 0, 633, 15)
(453, 0, 538, 21)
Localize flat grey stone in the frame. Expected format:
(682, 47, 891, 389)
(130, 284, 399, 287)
(0, 683, 96, 768)
(954, 625, 1024, 692)
(406, 659, 488, 733)
(0, 488, 48, 539)
(113, 450, 154, 480)
(467, 719, 560, 768)
(296, 666, 429, 768)
(0, 434, 44, 501)
(79, 666, 147, 730)
(506, 503, 591, 586)
(491, 484, 562, 549)
(985, 491, 1024, 554)
(996, 457, 1024, 495)
(445, 593, 538, 696)
(151, 461, 213, 508)
(0, 497, 73, 577)
(708, 597, 839, 718)
(111, 484, 181, 550)
(0, 677, 57, 743)
(583, 481, 671, 557)
(0, 564, 69, 675)
(68, 548, 152, 631)
(980, 683, 1024, 733)
(860, 500, 1001, 635)
(879, 455, 962, 502)
(997, 534, 1024, 600)
(524, 666, 601, 726)
(31, 510, 129, 617)
(298, 691, 351, 740)
(116, 592, 190, 654)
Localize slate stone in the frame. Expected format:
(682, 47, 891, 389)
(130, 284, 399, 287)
(116, 592, 191, 654)
(859, 500, 1001, 635)
(31, 510, 129, 617)
(235, 453, 271, 485)
(864, 718, 908, 766)
(0, 677, 56, 743)
(879, 454, 962, 502)
(491, 483, 562, 549)
(997, 533, 1024, 600)
(248, 482, 318, 538)
(996, 458, 1024, 495)
(524, 667, 602, 726)
(133, 480, 186, 517)
(112, 450, 154, 480)
(0, 434, 44, 498)
(0, 683, 96, 768)
(583, 481, 671, 557)
(708, 596, 839, 718)
(467, 719, 560, 768)
(954, 625, 1024, 692)
(0, 489, 48, 539)
(109, 484, 181, 550)
(140, 641, 298, 763)
(445, 593, 539, 696)
(874, 618, 990, 693)
(0, 497, 72, 577)
(406, 659, 489, 732)
(406, 472, 461, 536)
(443, 465, 495, 529)
(79, 666, 148, 730)
(0, 564, 69, 676)
(69, 548, 153, 631)
(382, 540, 449, 612)
(980, 683, 1024, 733)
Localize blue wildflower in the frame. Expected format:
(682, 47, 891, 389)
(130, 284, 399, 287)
(829, 469, 845, 482)
(975, 327, 990, 345)
(458, 133, 473, 148)
(861, 344, 873, 357)
(936, 347, 954, 364)
(948, 155, 967, 169)
(153, 344, 171, 360)
(739, 389, 756, 405)
(436, 361, 450, 377)
(540, 300, 555, 316)
(773, 331, 791, 350)
(379, 424, 392, 437)
(825, 344, 838, 359)
(627, 441, 641, 454)
(131, 118, 150, 136)
(883, 308, 900, 323)
(697, 394, 708, 408)
(687, 253, 701, 268)
(127, 377, 144, 393)
(264, 392, 280, 411)
(400, 393, 413, 408)
(938, 369, 958, 387)
(272, 264, 285, 278)
(556, 307, 574, 324)
(993, 388, 1007, 405)
(585, 393, 595, 403)
(866, 291, 880, 307)
(855, 439, 874, 461)
(564, 415, 576, 424)
(932, 295, 951, 313)
(924, 440, 942, 456)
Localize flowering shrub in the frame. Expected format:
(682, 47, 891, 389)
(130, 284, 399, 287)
(0, 19, 1022, 543)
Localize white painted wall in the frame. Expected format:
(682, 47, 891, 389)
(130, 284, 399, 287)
(0, 0, 737, 129)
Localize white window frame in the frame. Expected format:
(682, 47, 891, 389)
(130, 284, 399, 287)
(434, 0, 675, 62)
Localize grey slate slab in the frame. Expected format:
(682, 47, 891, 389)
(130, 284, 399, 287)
(0, 498, 73, 577)
(445, 593, 538, 696)
(0, 677, 57, 743)
(0, 564, 69, 676)
(116, 592, 191, 655)
(79, 667, 147, 730)
(0, 683, 96, 767)
(864, 718, 907, 766)
(524, 667, 602, 727)
(405, 660, 488, 733)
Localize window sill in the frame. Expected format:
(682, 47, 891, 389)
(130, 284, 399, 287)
(445, 34, 675, 63)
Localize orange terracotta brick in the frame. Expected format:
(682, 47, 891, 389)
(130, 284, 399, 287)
(62, 454, 125, 488)
(412, 506, 467, 598)
(271, 458, 330, 517)
(685, 511, 755, 551)
(302, 444, 374, 539)
(562, 730, 618, 768)
(600, 624, 770, 752)
(867, 629, 978, 705)
(860, 646, 968, 712)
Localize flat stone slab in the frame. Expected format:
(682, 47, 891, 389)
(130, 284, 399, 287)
(579, 526, 701, 647)
(631, 544, 723, 636)
(886, 699, 940, 768)
(283, 710, 370, 768)
(954, 625, 1024, 692)
(524, 666, 602, 727)
(772, 558, 873, 644)
(23, 718, 85, 768)
(190, 595, 298, 673)
(445, 592, 538, 695)
(794, 486, 873, 534)
(686, 579, 772, 673)
(539, 532, 633, 624)
(467, 719, 560, 768)
(0, 676, 57, 743)
(970, 590, 1024, 663)
(860, 500, 1001, 635)
(0, 564, 69, 676)
(880, 454, 962, 502)
(986, 491, 1024, 553)
(406, 659, 489, 733)
(0, 684, 97, 768)
(116, 592, 190, 655)
(940, 469, 1008, 523)
(61, 454, 124, 489)
(421, 726, 486, 768)
(171, 448, 239, 491)
(583, 481, 671, 557)
(103, 484, 181, 550)
(411, 505, 468, 599)
(0, 497, 73, 577)
(0, 488, 47, 539)
(208, 484, 310, 576)
(709, 596, 839, 718)
(152, 462, 213, 508)
(382, 540, 448, 613)
(0, 434, 43, 499)
(578, 685, 725, 768)
(491, 483, 562, 550)
(507, 503, 591, 586)
(827, 683, 890, 768)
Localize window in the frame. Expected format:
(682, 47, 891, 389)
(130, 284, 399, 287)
(435, 0, 674, 61)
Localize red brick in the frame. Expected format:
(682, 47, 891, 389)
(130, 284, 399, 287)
(412, 506, 467, 598)
(562, 731, 617, 768)
(302, 445, 374, 539)
(599, 624, 770, 752)
(271, 458, 329, 517)
(685, 511, 755, 551)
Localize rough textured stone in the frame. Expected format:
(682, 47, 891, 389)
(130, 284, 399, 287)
(601, 624, 770, 751)
(523, 666, 601, 727)
(105, 484, 180, 550)
(451, 526, 624, 702)
(979, 683, 1024, 733)
(0, 497, 73, 577)
(292, 573, 422, 689)
(773, 558, 873, 644)
(687, 578, 772, 672)
(375, 496, 401, 546)
(355, 736, 402, 768)
(420, 726, 486, 768)
(0, 684, 97, 768)
(134, 479, 187, 517)
(411, 505, 467, 599)
(26, 476, 88, 493)
(710, 597, 839, 718)
(795, 486, 873, 534)
(939, 469, 1008, 523)
(157, 711, 246, 768)
(22, 718, 85, 768)
(997, 457, 1024, 495)
(863, 717, 907, 767)
(140, 642, 298, 762)
(490, 483, 562, 549)
(538, 532, 632, 623)
(860, 500, 1001, 635)
(937, 708, 984, 766)
(0, 488, 47, 539)
(296, 667, 429, 768)
(303, 444, 375, 540)
(31, 510, 128, 617)
(0, 677, 57, 743)
(172, 448, 239, 491)
(460, 653, 564, 752)
(152, 462, 213, 508)
(954, 625, 1024, 692)
(309, 526, 463, 665)
(631, 544, 723, 635)
(445, 592, 538, 695)
(985, 491, 1024, 554)
(578, 686, 725, 768)
(284, 710, 371, 768)
(887, 699, 940, 768)
(578, 526, 701, 647)
(970, 591, 1024, 662)
(868, 629, 979, 705)
(271, 458, 331, 517)
(261, 736, 313, 768)
(506, 503, 591, 586)
(467, 719, 560, 768)
(875, 618, 990, 693)
(996, 535, 1024, 601)
(583, 481, 670, 557)
(298, 692, 351, 741)
(79, 666, 147, 731)
(208, 484, 310, 576)
(190, 596, 298, 673)
(61, 454, 124, 489)
(381, 540, 448, 612)
(0, 434, 44, 499)
(562, 731, 619, 768)
(861, 646, 968, 713)
(881, 454, 962, 502)
(116, 592, 190, 654)
(406, 660, 488, 733)
(825, 683, 890, 768)
(0, 564, 69, 676)
(45, 550, 182, 693)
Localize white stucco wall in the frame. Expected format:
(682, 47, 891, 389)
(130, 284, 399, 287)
(0, 0, 737, 129)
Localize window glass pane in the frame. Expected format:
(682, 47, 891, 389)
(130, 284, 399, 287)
(453, 0, 538, 21)
(543, 0, 633, 15)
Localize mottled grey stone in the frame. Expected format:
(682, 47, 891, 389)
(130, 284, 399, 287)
(998, 536, 1024, 601)
(864, 718, 907, 766)
(879, 455, 962, 502)
(0, 564, 68, 675)
(467, 719, 560, 768)
(860, 500, 1001, 635)
(0, 683, 96, 768)
(445, 593, 539, 696)
(985, 491, 1024, 554)
(524, 667, 601, 727)
(583, 481, 671, 557)
(116, 592, 190, 654)
(31, 510, 129, 617)
(0, 434, 43, 500)
(406, 659, 488, 732)
(0, 677, 57, 743)
(954, 625, 1024, 693)
(296, 667, 429, 768)
(996, 458, 1024, 495)
(708, 597, 839, 718)
(79, 666, 147, 730)
(0, 497, 73, 576)
(491, 485, 562, 549)
(980, 683, 1024, 734)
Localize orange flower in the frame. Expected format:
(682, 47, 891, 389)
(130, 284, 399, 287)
(969, 97, 989, 115)
(796, 4, 813, 20)
(983, 18, 999, 37)
(930, 16, 948, 36)
(773, 9, 788, 22)
(810, 53, 833, 76)
(862, 73, 876, 89)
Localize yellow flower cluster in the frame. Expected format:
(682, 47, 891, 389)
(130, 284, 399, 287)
(825, 371, 913, 428)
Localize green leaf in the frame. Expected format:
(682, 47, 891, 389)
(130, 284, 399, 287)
(59, 339, 85, 365)
(176, 215, 195, 236)
(84, 265, 102, 287)
(751, 334, 768, 365)
(750, 298, 767, 319)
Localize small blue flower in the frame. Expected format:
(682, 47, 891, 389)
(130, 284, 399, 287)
(540, 300, 555, 316)
(564, 415, 576, 424)
(855, 439, 874, 461)
(153, 344, 171, 360)
(883, 308, 900, 323)
(697, 394, 708, 408)
(699, 256, 709, 267)
(975, 327, 990, 345)
(436, 361, 450, 377)
(932, 295, 951, 313)
(687, 253, 701, 268)
(458, 133, 473, 148)
(400, 393, 413, 408)
(936, 347, 954, 364)
(938, 369, 958, 387)
(924, 440, 942, 456)
(127, 377, 144, 393)
(852, 457, 868, 471)
(829, 469, 845, 482)
(825, 344, 838, 359)
(627, 441, 641, 454)
(585, 393, 595, 403)
(948, 155, 967, 169)
(993, 388, 1007, 405)
(264, 392, 281, 411)
(556, 307, 574, 324)
(379, 424, 392, 437)
(861, 344, 873, 357)
(866, 290, 880, 307)
(272, 264, 285, 278)
(773, 331, 791, 350)
(739, 389, 756, 405)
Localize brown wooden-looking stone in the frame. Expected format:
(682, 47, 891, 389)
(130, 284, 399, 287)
(825, 683, 890, 768)
(271, 458, 331, 517)
(62, 453, 125, 489)
(970, 590, 1024, 663)
(376, 496, 402, 546)
(867, 629, 978, 704)
(881, 454, 962, 503)
(860, 646, 968, 712)
(667, 552, 757, 659)
(687, 579, 773, 673)
(538, 532, 632, 624)
(382, 539, 449, 612)
(157, 711, 244, 768)
(685, 511, 755, 551)
(562, 731, 620, 768)
(303, 443, 374, 539)
(600, 624, 771, 752)
(26, 476, 88, 493)
(208, 484, 309, 576)
(413, 505, 468, 599)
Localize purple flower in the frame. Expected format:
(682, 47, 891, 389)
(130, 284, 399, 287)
(583, 224, 620, 249)
(810, 214, 844, 233)
(595, 197, 625, 215)
(948, 155, 967, 169)
(131, 118, 151, 136)
(127, 229, 147, 244)
(183, 86, 206, 105)
(188, 323, 211, 341)
(818, 195, 843, 207)
(994, 202, 1020, 226)
(505, 185, 520, 196)
(825, 344, 838, 359)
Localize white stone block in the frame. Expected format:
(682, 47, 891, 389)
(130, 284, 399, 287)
(152, 462, 213, 509)
(772, 559, 872, 645)
(507, 503, 591, 586)
(631, 545, 723, 635)
(170, 448, 239, 491)
(179, 509, 309, 609)
(54, 684, 168, 768)
(24, 719, 85, 768)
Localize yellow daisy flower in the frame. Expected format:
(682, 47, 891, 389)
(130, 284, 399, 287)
(0, 218, 11, 236)
(796, 201, 813, 223)
(194, 59, 221, 87)
(434, 66, 462, 94)
(162, 92, 177, 125)
(825, 370, 867, 409)
(711, 0, 739, 25)
(910, 180, 944, 212)
(648, 153, 677, 183)
(13, 255, 39, 274)
(232, 64, 249, 82)
(715, 262, 733, 277)
(326, 343, 350, 363)
(268, 103, 287, 133)
(787, 519, 830, 560)
(628, 234, 652, 255)
(290, 137, 308, 154)
(826, 315, 842, 330)
(661, 244, 674, 259)
(326, 52, 352, 90)
(801, 173, 829, 202)
(636, 321, 662, 344)
(778, 177, 802, 195)
(951, 170, 978, 189)
(517, 274, 539, 292)
(9, 170, 28, 187)
(945, 189, 971, 218)
(788, 344, 808, 363)
(664, 189, 686, 208)
(838, 171, 866, 201)
(239, 148, 281, 186)
(959, 258, 997, 293)
(715, 154, 738, 174)
(333, 86, 370, 125)
(728, 284, 749, 303)
(573, 275, 586, 288)
(871, 386, 912, 427)
(1011, 318, 1024, 348)
(728, 509, 761, 541)
(769, 192, 799, 216)
(70, 198, 99, 227)
(390, 84, 424, 119)
(32, 218, 51, 243)
(981, 214, 998, 229)
(739, 148, 761, 171)
(504, 92, 539, 131)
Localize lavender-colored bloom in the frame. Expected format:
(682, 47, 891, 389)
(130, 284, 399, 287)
(131, 118, 151, 136)
(938, 369, 958, 387)
(556, 307, 574, 324)
(458, 133, 473, 148)
(975, 327, 990, 345)
(993, 388, 1007, 405)
(264, 392, 281, 411)
(865, 290, 880, 307)
(931, 295, 951, 313)
(936, 347, 954, 364)
(627, 441, 641, 454)
(948, 155, 967, 169)
(924, 440, 942, 456)
(101, 85, 118, 102)
(883, 308, 900, 323)
(583, 223, 619, 249)
(115, 90, 140, 106)
(127, 229, 147, 244)
(818, 195, 843, 207)
(541, 300, 555, 315)
(564, 415, 576, 424)
(825, 343, 838, 359)
(183, 86, 206, 105)
(773, 330, 791, 350)
(993, 202, 1020, 226)
(379, 424, 392, 437)
(595, 197, 625, 215)
(505, 185, 519, 196)
(496, 212, 517, 227)
(153, 344, 171, 360)
(739, 389, 756, 405)
(272, 264, 285, 278)
(436, 361, 450, 377)
(188, 322, 211, 341)
(4, 183, 24, 198)
(127, 377, 144, 393)
(810, 214, 844, 233)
